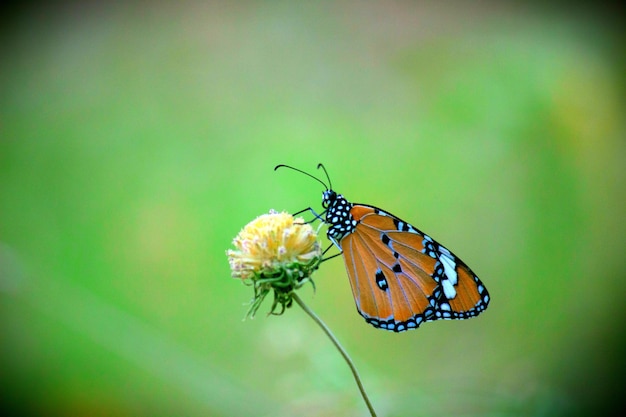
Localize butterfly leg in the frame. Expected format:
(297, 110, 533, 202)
(291, 207, 342, 261)
(292, 206, 327, 224)
(321, 243, 343, 263)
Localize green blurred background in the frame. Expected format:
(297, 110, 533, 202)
(1, 2, 624, 416)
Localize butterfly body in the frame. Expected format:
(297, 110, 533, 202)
(276, 164, 490, 332)
(323, 190, 356, 245)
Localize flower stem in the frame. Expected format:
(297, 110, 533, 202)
(292, 292, 377, 417)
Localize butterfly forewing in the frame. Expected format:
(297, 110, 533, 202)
(343, 234, 392, 322)
(339, 204, 489, 332)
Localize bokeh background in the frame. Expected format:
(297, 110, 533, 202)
(1, 2, 624, 416)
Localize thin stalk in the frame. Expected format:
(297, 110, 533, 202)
(292, 292, 377, 417)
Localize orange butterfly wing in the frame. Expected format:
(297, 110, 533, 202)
(340, 204, 489, 332)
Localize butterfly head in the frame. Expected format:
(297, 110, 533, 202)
(321, 189, 337, 208)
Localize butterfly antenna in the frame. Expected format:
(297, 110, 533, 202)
(274, 164, 329, 190)
(316, 163, 333, 190)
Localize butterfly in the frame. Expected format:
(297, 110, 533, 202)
(275, 163, 490, 332)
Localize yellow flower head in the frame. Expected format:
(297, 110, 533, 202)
(227, 210, 322, 317)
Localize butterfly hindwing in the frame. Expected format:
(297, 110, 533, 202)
(340, 204, 489, 332)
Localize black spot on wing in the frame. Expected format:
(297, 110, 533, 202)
(375, 269, 388, 291)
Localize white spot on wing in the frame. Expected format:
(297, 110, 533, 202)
(438, 246, 451, 257)
(439, 250, 458, 285)
(442, 279, 456, 299)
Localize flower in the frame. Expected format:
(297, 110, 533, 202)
(227, 210, 322, 318)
